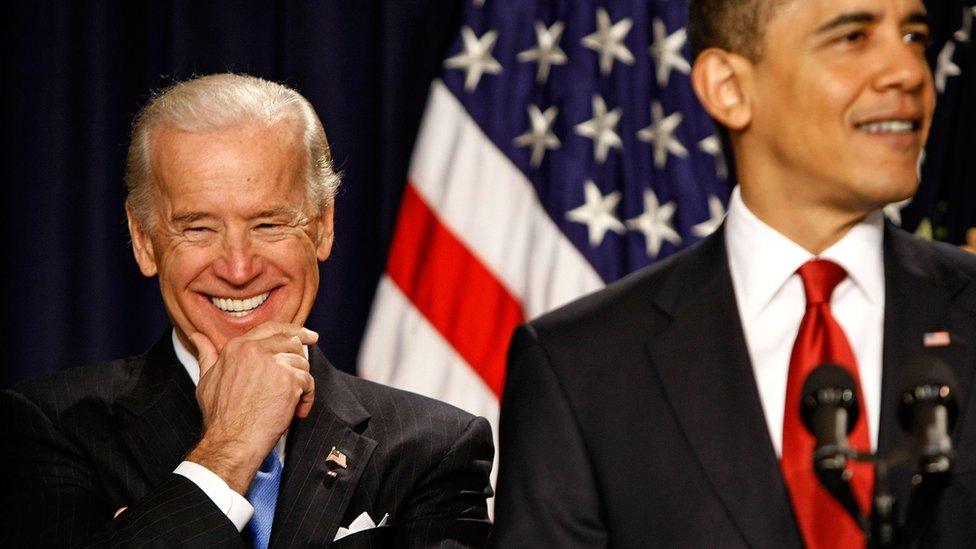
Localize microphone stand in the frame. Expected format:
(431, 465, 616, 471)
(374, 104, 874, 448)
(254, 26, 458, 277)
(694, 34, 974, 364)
(820, 446, 952, 548)
(868, 456, 896, 548)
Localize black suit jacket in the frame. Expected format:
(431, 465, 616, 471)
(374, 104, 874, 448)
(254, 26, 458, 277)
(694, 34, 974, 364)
(492, 224, 976, 548)
(0, 330, 493, 548)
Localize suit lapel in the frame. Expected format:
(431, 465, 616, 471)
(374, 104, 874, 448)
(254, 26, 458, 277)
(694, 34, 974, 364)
(646, 229, 802, 548)
(878, 226, 975, 505)
(113, 329, 203, 486)
(270, 348, 377, 548)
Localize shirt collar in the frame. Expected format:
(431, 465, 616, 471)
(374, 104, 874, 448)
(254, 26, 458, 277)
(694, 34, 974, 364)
(725, 186, 885, 321)
(173, 329, 201, 386)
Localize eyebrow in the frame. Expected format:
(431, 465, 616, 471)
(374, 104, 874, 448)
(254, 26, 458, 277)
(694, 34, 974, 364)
(903, 11, 929, 27)
(814, 9, 929, 35)
(169, 206, 305, 225)
(253, 206, 302, 220)
(170, 211, 212, 224)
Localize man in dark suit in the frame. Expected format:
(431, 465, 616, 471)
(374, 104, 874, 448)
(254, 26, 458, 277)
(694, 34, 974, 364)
(493, 0, 976, 547)
(0, 73, 493, 548)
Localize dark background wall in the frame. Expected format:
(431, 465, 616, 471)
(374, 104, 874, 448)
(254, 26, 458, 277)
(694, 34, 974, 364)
(1, 1, 973, 387)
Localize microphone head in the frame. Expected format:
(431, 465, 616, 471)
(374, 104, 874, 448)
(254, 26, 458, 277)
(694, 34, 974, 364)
(801, 363, 860, 435)
(897, 355, 960, 433)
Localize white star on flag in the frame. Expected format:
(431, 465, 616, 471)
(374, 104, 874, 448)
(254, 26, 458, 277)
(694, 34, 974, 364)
(626, 189, 681, 257)
(514, 105, 561, 168)
(698, 135, 728, 180)
(517, 21, 568, 84)
(935, 41, 961, 93)
(444, 27, 503, 92)
(566, 179, 626, 246)
(581, 8, 635, 75)
(692, 195, 726, 237)
(638, 101, 688, 168)
(575, 94, 623, 164)
(648, 19, 690, 86)
(954, 6, 975, 42)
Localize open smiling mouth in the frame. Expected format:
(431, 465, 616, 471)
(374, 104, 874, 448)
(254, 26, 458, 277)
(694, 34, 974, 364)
(210, 291, 270, 317)
(854, 119, 919, 134)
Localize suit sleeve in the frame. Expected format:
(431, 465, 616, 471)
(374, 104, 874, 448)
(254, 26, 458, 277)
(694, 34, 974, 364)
(490, 325, 608, 548)
(395, 414, 494, 548)
(0, 388, 243, 548)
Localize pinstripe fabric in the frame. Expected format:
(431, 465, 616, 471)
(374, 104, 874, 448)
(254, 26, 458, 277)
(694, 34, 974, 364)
(0, 329, 493, 548)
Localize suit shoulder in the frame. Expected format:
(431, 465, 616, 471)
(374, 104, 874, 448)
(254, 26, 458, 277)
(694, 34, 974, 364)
(5, 355, 143, 419)
(528, 239, 699, 336)
(926, 239, 976, 276)
(889, 227, 976, 305)
(336, 370, 483, 432)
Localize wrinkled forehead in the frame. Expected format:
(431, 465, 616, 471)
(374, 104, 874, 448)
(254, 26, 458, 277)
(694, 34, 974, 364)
(756, 0, 928, 55)
(765, 0, 927, 28)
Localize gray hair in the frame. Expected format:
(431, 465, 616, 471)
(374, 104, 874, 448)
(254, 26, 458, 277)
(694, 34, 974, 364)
(124, 73, 340, 231)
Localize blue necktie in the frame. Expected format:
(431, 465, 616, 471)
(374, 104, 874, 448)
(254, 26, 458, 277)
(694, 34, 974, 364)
(244, 451, 282, 549)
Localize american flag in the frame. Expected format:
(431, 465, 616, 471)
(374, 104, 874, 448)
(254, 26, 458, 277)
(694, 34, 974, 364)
(358, 0, 727, 481)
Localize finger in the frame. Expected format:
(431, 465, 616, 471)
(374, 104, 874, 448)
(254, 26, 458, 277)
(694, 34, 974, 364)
(188, 332, 219, 377)
(274, 352, 310, 373)
(294, 372, 315, 418)
(240, 322, 318, 345)
(238, 333, 301, 358)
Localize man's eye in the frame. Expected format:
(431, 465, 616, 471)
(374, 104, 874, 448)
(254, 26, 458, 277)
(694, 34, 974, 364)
(904, 31, 930, 46)
(842, 30, 866, 43)
(183, 226, 215, 238)
(255, 223, 284, 231)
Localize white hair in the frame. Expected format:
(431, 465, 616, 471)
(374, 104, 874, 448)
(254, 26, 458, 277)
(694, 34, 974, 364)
(124, 73, 340, 231)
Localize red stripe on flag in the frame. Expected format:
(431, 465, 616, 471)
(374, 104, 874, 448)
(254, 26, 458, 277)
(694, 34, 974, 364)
(386, 182, 523, 396)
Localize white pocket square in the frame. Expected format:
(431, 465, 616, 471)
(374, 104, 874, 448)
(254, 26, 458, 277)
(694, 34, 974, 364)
(334, 511, 390, 541)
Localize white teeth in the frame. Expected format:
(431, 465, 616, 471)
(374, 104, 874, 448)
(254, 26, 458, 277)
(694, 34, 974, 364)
(858, 120, 915, 133)
(210, 292, 270, 315)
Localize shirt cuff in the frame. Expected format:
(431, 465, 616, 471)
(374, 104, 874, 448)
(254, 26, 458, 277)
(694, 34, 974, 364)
(174, 460, 254, 531)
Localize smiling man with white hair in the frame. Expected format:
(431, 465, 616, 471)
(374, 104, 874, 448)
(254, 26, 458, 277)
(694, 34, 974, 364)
(1, 73, 493, 548)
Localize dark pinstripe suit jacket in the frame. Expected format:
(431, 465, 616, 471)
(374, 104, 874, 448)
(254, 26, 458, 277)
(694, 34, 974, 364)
(0, 329, 493, 548)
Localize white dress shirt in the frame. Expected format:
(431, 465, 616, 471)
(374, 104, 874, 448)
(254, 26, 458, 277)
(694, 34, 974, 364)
(724, 186, 884, 456)
(170, 330, 290, 531)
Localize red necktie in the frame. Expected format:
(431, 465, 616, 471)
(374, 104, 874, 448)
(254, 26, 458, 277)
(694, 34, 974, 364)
(782, 259, 873, 549)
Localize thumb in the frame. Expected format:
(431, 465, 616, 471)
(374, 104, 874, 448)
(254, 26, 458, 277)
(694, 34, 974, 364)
(188, 332, 218, 377)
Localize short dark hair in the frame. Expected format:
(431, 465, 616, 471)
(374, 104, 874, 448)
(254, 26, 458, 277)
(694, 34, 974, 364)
(688, 0, 789, 61)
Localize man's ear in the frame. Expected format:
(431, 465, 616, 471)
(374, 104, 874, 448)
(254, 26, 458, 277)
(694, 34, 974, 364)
(315, 202, 335, 262)
(691, 48, 753, 131)
(126, 203, 159, 277)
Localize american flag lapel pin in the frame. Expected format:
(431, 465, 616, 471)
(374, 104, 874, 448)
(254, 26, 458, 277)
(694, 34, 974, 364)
(923, 331, 951, 348)
(326, 446, 348, 477)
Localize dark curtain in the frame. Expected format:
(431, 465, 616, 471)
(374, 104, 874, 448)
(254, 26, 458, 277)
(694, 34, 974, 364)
(1, 1, 463, 386)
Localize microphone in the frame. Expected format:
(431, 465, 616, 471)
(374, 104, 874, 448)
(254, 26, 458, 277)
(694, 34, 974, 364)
(800, 363, 866, 528)
(897, 356, 959, 542)
(897, 356, 959, 473)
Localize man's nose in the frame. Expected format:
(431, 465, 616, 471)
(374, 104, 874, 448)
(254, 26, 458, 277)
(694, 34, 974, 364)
(212, 231, 263, 286)
(873, 35, 932, 94)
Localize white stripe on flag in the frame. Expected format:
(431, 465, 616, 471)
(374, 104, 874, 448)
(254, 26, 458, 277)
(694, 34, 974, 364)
(359, 276, 501, 494)
(360, 276, 499, 421)
(408, 79, 604, 318)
